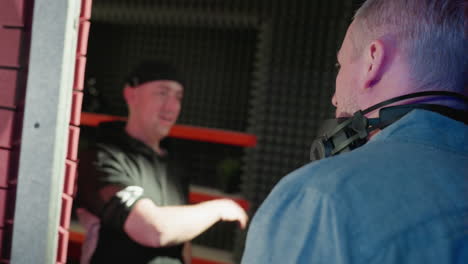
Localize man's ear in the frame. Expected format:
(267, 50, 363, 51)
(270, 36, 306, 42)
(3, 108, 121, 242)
(363, 39, 386, 89)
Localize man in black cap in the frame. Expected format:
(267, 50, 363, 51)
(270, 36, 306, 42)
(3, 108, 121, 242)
(76, 61, 248, 264)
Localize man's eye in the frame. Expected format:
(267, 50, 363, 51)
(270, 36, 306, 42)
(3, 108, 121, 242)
(335, 62, 341, 70)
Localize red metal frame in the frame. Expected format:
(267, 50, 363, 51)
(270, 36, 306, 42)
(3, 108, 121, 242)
(80, 112, 257, 147)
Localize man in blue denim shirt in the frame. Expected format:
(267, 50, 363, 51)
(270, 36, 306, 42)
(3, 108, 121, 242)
(241, 0, 467, 263)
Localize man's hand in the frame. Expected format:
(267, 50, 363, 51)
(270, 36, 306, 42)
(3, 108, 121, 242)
(209, 199, 249, 229)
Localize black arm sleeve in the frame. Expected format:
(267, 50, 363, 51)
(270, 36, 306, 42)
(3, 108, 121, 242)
(76, 145, 144, 230)
(100, 185, 144, 229)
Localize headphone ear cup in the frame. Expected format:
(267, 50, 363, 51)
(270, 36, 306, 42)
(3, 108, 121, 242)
(310, 115, 370, 162)
(310, 119, 340, 161)
(310, 137, 330, 161)
(310, 118, 349, 161)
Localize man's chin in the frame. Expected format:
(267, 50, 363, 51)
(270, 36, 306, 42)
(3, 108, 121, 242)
(157, 126, 172, 138)
(335, 111, 353, 118)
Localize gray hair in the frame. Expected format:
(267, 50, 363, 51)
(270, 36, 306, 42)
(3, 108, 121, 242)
(353, 0, 466, 93)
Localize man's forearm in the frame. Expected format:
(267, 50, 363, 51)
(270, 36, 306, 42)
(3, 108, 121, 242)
(123, 198, 246, 247)
(150, 200, 225, 246)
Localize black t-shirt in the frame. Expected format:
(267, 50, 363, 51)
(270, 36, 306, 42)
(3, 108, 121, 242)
(76, 122, 188, 264)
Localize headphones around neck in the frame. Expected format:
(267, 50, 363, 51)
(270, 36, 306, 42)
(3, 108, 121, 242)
(310, 91, 468, 162)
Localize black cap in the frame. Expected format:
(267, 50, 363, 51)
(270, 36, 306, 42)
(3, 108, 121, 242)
(125, 60, 184, 87)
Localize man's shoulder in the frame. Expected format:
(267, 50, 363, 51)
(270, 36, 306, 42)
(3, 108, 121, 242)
(274, 148, 377, 197)
(267, 137, 428, 212)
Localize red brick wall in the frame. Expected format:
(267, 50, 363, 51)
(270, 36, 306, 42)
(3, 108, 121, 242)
(0, 0, 34, 261)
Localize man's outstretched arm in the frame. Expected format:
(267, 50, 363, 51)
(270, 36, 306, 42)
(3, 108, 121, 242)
(124, 197, 248, 247)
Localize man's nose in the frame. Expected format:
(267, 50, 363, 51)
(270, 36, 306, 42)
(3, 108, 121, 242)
(332, 94, 337, 107)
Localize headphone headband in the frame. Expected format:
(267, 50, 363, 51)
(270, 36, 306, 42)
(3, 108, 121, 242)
(362, 91, 468, 115)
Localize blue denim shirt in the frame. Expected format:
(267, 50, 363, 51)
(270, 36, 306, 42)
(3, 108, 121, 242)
(242, 110, 468, 264)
